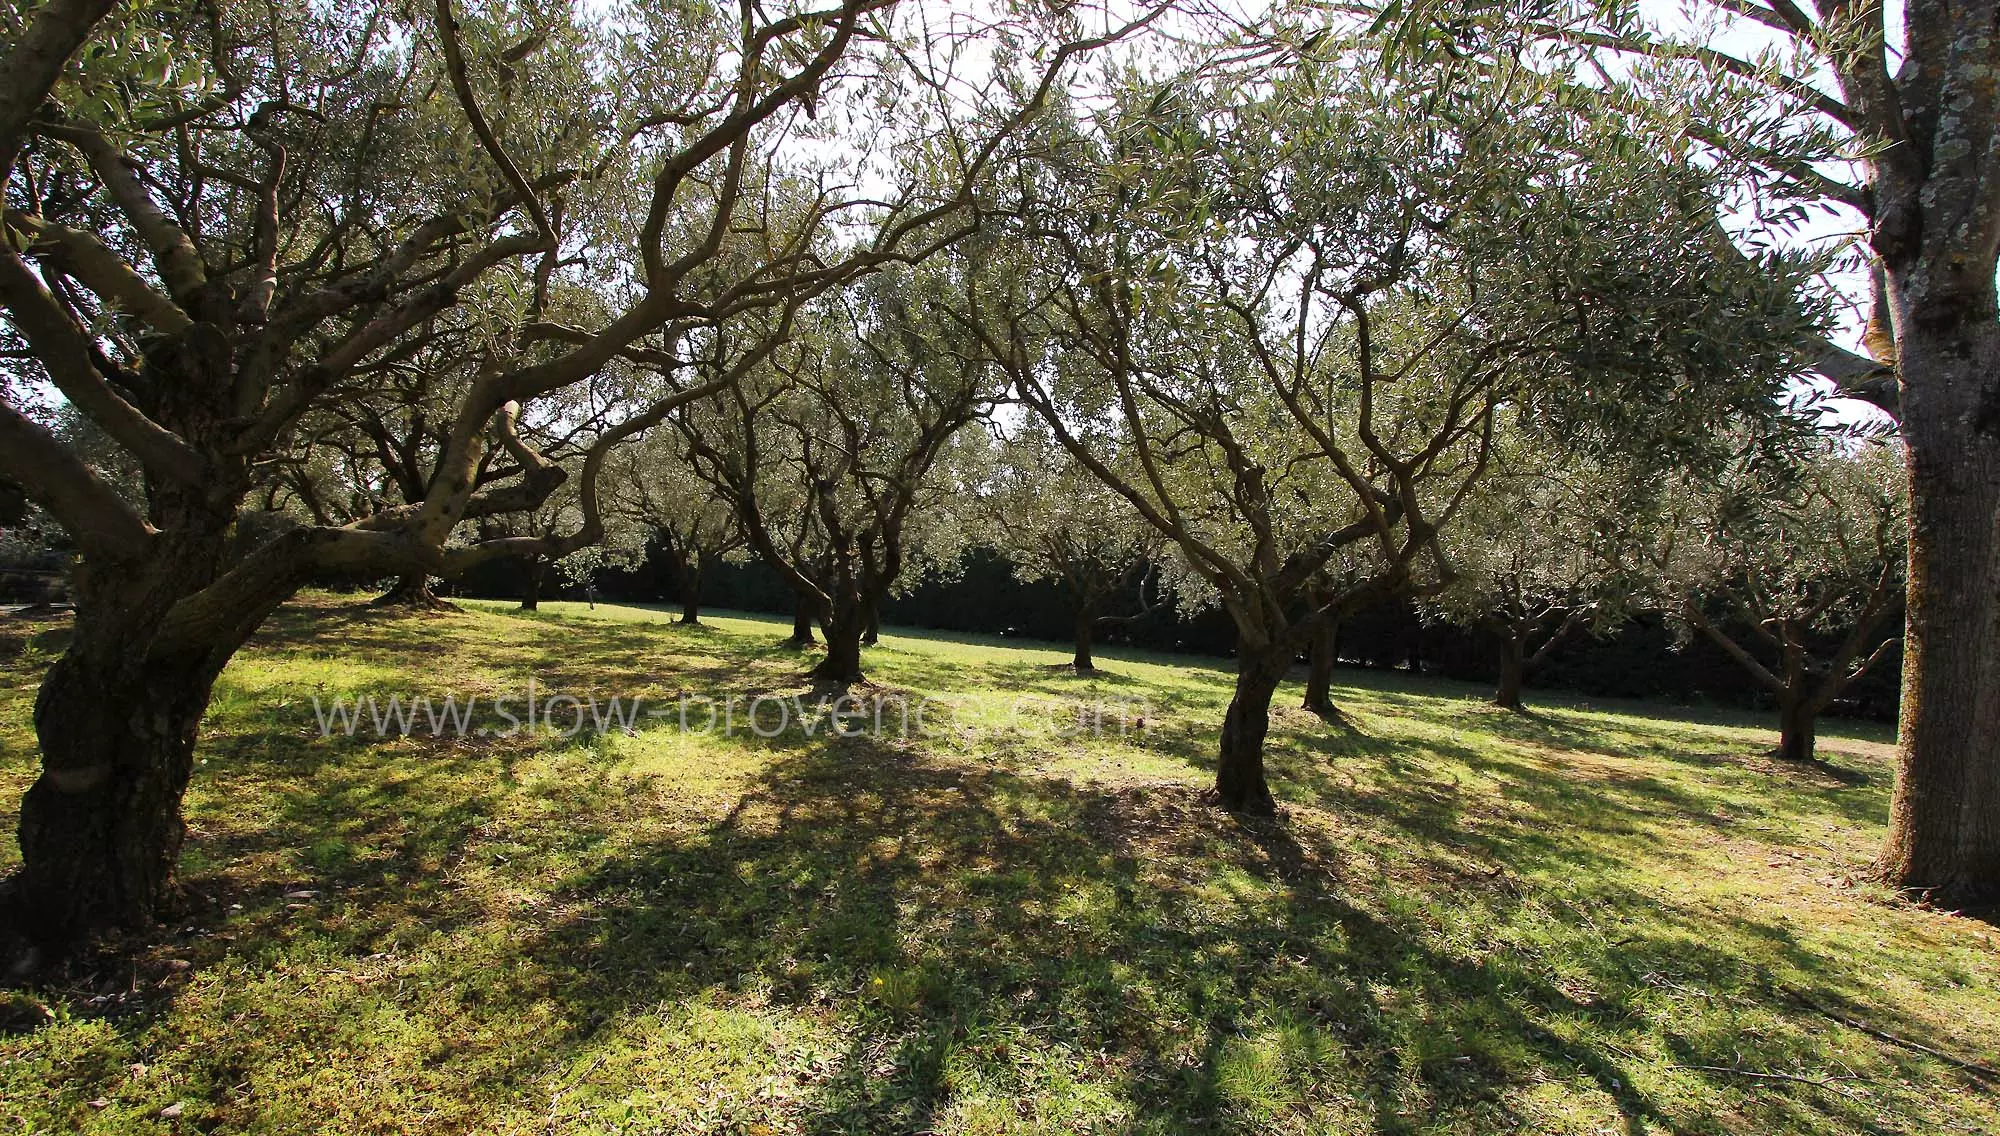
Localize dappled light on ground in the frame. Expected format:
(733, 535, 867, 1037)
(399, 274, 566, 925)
(1, 597, 1992, 1134)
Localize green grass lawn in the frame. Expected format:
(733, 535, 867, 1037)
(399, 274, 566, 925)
(1, 594, 1994, 1135)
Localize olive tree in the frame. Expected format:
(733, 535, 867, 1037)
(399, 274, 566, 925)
(960, 46, 1813, 813)
(0, 0, 1140, 946)
(1486, 0, 2000, 905)
(604, 427, 743, 625)
(972, 423, 1163, 672)
(1650, 439, 1906, 764)
(1426, 451, 1646, 711)
(277, 313, 639, 610)
(677, 264, 1003, 684)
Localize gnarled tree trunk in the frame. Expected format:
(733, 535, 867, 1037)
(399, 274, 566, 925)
(814, 585, 866, 684)
(13, 499, 303, 946)
(678, 555, 703, 625)
(519, 557, 545, 611)
(1850, 13, 2000, 902)
(18, 649, 211, 943)
(1777, 694, 1819, 765)
(663, 544, 703, 625)
(1301, 617, 1340, 717)
(860, 597, 880, 647)
(1216, 644, 1290, 815)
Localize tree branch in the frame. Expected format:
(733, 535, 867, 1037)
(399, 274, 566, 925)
(0, 398, 153, 558)
(0, 0, 117, 180)
(0, 243, 205, 483)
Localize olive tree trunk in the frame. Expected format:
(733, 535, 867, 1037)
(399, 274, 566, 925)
(668, 549, 703, 625)
(786, 595, 819, 648)
(1879, 319, 2000, 900)
(814, 587, 867, 684)
(1777, 694, 1820, 765)
(372, 573, 456, 611)
(1301, 617, 1340, 717)
(1493, 633, 1527, 712)
(1072, 610, 1096, 673)
(18, 651, 211, 943)
(519, 557, 545, 611)
(1215, 644, 1291, 815)
(13, 506, 304, 946)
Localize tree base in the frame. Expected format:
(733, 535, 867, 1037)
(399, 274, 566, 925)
(1301, 695, 1345, 722)
(809, 661, 865, 687)
(1873, 868, 2000, 909)
(369, 585, 460, 613)
(1203, 784, 1279, 817)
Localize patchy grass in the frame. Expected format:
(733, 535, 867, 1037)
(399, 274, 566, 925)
(0, 593, 1994, 1135)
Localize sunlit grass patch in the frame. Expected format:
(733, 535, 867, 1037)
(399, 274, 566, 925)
(0, 593, 1992, 1135)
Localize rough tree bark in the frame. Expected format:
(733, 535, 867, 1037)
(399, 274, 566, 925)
(21, 643, 206, 941)
(812, 548, 884, 684)
(1777, 692, 1820, 765)
(19, 648, 221, 940)
(1527, 0, 2000, 902)
(813, 571, 869, 684)
(1878, 321, 2000, 899)
(678, 555, 703, 625)
(860, 597, 881, 647)
(22, 654, 210, 943)
(14, 490, 316, 943)
(1216, 643, 1291, 815)
(1822, 0, 2000, 904)
(661, 543, 704, 625)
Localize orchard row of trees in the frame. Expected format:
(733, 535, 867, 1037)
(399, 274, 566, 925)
(0, 0, 1992, 948)
(555, 410, 1905, 774)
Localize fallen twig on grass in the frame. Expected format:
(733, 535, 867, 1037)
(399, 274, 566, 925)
(1787, 991, 2000, 1081)
(1670, 1063, 1870, 1095)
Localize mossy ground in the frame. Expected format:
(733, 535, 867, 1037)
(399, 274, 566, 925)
(0, 594, 1993, 1134)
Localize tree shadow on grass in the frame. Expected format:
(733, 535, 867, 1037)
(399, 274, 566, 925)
(1135, 698, 1701, 883)
(7, 600, 1986, 1134)
(517, 739, 1802, 1134)
(1445, 702, 1889, 832)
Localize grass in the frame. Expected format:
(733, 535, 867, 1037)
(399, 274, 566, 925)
(0, 593, 1994, 1135)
